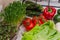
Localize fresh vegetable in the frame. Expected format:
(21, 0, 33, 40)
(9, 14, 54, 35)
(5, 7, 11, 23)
(0, 1, 26, 40)
(32, 16, 38, 25)
(23, 18, 32, 26)
(25, 1, 43, 17)
(32, 14, 47, 25)
(57, 9, 60, 14)
(38, 17, 44, 25)
(0, 13, 4, 22)
(37, 14, 47, 25)
(23, 18, 35, 31)
(32, 16, 43, 25)
(26, 10, 42, 17)
(25, 22, 35, 31)
(26, 1, 43, 12)
(38, 14, 47, 23)
(0, 23, 17, 40)
(23, 14, 47, 31)
(22, 20, 60, 40)
(3, 1, 26, 26)
(54, 14, 60, 23)
(43, 6, 56, 20)
(25, 1, 36, 9)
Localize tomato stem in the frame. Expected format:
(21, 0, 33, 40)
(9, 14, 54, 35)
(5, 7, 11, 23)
(48, 8, 52, 13)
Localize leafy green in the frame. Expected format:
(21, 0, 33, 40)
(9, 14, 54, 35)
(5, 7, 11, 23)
(0, 23, 17, 40)
(22, 20, 60, 40)
(3, 1, 26, 25)
(0, 1, 26, 40)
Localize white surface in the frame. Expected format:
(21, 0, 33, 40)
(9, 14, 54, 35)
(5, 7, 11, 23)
(31, 1, 60, 7)
(16, 25, 26, 40)
(50, 0, 58, 1)
(37, 1, 60, 7)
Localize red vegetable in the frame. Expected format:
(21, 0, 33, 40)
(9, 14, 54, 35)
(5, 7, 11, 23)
(32, 16, 38, 25)
(22, 18, 32, 25)
(22, 14, 47, 31)
(38, 14, 47, 25)
(38, 18, 44, 25)
(43, 6, 56, 20)
(32, 14, 47, 26)
(25, 22, 34, 31)
(39, 14, 47, 22)
(32, 16, 43, 26)
(22, 18, 34, 31)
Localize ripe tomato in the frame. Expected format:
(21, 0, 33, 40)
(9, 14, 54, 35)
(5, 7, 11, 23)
(38, 15, 44, 25)
(40, 14, 47, 22)
(22, 18, 34, 31)
(23, 18, 32, 25)
(25, 22, 34, 31)
(32, 16, 44, 26)
(32, 16, 38, 25)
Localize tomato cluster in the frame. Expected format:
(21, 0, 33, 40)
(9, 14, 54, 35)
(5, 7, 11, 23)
(22, 14, 47, 31)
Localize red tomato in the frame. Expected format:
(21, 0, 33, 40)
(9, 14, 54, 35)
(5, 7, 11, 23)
(39, 14, 47, 22)
(32, 16, 38, 25)
(25, 22, 34, 31)
(32, 16, 44, 26)
(38, 18, 44, 25)
(22, 18, 34, 31)
(23, 18, 32, 26)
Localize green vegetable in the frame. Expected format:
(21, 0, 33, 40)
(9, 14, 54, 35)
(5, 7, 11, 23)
(26, 1, 43, 11)
(22, 20, 60, 40)
(0, 13, 4, 22)
(25, 1, 43, 17)
(0, 23, 17, 40)
(25, 1, 36, 9)
(54, 14, 60, 23)
(4, 1, 26, 25)
(0, 1, 26, 40)
(54, 9, 60, 23)
(57, 9, 60, 14)
(26, 10, 42, 17)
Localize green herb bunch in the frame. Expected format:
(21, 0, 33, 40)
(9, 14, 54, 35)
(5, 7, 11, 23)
(0, 23, 17, 40)
(0, 1, 26, 40)
(4, 1, 26, 26)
